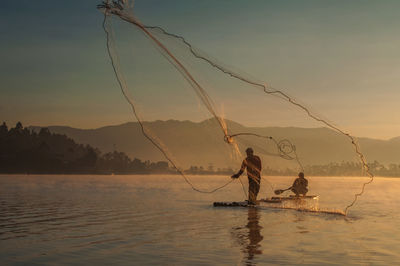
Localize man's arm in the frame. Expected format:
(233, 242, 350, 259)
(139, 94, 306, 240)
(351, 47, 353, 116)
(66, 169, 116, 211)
(231, 160, 246, 178)
(292, 178, 299, 188)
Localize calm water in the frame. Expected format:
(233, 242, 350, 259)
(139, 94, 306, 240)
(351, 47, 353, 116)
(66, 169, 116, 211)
(1, 174, 399, 265)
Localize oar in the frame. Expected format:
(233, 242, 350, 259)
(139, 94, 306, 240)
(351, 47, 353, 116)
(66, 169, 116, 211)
(274, 187, 292, 195)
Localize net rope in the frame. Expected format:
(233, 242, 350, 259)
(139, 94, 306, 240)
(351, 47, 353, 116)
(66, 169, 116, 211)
(101, 13, 235, 194)
(98, 1, 374, 214)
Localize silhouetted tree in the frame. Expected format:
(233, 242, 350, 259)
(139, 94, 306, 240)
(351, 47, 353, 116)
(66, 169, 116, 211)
(0, 122, 7, 137)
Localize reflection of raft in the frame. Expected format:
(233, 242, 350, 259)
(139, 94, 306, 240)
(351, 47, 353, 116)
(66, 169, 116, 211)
(213, 195, 319, 207)
(213, 196, 346, 216)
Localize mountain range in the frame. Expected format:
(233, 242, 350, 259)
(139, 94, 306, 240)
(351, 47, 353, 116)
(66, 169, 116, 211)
(30, 119, 400, 168)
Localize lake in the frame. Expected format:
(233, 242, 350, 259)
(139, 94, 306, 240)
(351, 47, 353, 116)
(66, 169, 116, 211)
(1, 174, 399, 265)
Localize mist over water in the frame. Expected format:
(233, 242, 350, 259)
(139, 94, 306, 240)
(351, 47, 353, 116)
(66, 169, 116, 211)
(1, 175, 399, 265)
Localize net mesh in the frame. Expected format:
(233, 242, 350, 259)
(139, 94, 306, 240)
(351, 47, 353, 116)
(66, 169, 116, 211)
(97, 0, 374, 215)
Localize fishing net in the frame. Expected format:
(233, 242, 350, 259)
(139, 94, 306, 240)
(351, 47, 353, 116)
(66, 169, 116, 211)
(97, 0, 373, 215)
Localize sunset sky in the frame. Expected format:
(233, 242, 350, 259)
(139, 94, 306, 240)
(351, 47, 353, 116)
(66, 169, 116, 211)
(1, 0, 400, 139)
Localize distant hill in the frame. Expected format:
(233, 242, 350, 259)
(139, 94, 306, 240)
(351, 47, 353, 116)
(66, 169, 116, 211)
(30, 119, 400, 168)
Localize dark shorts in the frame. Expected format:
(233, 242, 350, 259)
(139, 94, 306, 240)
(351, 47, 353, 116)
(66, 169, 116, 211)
(249, 178, 260, 193)
(291, 187, 308, 195)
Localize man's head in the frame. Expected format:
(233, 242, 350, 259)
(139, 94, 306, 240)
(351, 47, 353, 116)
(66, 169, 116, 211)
(298, 172, 304, 178)
(245, 147, 254, 156)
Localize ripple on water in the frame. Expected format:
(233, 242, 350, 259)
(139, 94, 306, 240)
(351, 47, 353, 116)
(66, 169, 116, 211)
(1, 175, 400, 265)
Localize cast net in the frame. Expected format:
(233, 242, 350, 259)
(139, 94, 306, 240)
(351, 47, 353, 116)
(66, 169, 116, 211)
(97, 0, 373, 215)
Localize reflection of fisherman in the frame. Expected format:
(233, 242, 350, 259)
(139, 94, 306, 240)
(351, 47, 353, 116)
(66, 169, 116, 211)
(231, 208, 263, 266)
(291, 172, 308, 196)
(245, 208, 263, 263)
(232, 147, 262, 205)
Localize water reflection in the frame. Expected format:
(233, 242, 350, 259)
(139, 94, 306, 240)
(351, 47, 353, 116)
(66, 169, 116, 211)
(232, 207, 263, 265)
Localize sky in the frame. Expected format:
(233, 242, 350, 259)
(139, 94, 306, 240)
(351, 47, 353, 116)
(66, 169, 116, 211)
(1, 0, 400, 139)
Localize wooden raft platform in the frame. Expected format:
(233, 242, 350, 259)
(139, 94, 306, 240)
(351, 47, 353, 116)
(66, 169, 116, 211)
(213, 195, 319, 207)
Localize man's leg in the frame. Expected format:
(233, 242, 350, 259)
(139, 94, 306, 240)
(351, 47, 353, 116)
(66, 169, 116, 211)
(248, 178, 260, 204)
(291, 187, 299, 196)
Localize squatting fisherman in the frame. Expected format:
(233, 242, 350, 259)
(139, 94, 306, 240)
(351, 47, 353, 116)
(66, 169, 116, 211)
(231, 147, 262, 205)
(291, 172, 308, 196)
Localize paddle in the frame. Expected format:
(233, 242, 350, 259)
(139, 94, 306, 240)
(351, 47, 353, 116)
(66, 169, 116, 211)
(274, 187, 292, 195)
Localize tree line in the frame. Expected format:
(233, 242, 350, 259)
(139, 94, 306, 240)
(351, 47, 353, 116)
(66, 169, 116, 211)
(0, 122, 170, 174)
(2, 122, 400, 177)
(264, 161, 400, 177)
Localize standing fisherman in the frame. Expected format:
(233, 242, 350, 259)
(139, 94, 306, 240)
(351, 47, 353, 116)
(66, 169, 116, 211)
(232, 147, 262, 205)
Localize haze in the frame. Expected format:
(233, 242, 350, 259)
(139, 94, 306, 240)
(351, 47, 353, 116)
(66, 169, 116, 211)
(1, 0, 400, 139)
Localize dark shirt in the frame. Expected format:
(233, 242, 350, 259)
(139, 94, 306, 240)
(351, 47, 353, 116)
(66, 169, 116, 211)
(238, 155, 262, 183)
(292, 177, 308, 192)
